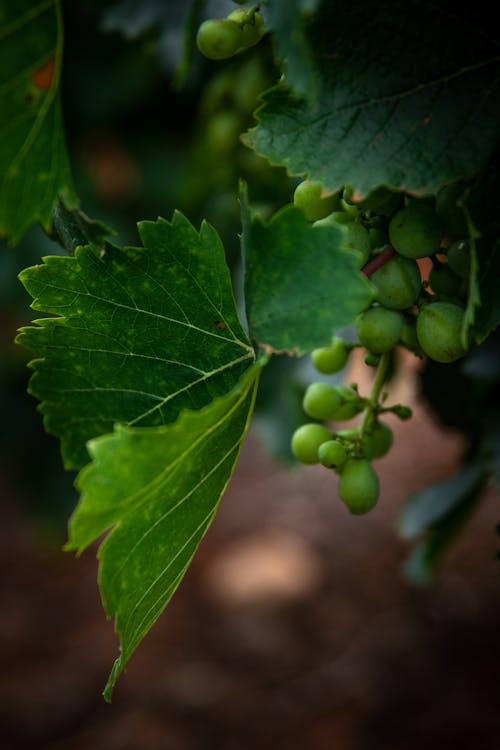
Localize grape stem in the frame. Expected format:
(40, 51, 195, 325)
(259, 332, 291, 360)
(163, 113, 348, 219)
(359, 351, 390, 437)
(362, 246, 397, 277)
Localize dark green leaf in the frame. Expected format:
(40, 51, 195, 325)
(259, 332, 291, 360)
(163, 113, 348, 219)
(398, 462, 487, 585)
(17, 213, 254, 468)
(0, 0, 77, 243)
(246, 1, 500, 196)
(241, 192, 373, 353)
(67, 364, 261, 701)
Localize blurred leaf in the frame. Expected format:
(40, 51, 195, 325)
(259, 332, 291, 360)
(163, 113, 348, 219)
(0, 0, 77, 243)
(399, 462, 487, 585)
(398, 463, 486, 539)
(247, 0, 500, 196)
(67, 364, 261, 701)
(241, 189, 373, 354)
(263, 0, 320, 102)
(17, 212, 254, 469)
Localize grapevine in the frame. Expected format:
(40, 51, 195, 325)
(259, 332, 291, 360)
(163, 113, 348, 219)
(1, 0, 499, 701)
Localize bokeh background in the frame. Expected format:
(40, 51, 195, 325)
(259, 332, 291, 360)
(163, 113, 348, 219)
(1, 3, 499, 748)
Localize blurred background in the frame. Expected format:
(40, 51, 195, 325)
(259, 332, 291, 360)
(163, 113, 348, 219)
(1, 2, 500, 747)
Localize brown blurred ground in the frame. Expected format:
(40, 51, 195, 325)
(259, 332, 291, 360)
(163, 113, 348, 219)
(1, 356, 499, 750)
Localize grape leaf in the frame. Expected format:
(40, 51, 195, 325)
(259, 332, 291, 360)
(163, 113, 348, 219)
(397, 462, 487, 585)
(17, 212, 254, 469)
(66, 364, 261, 701)
(241, 191, 374, 353)
(263, 0, 320, 102)
(0, 0, 77, 244)
(246, 0, 500, 197)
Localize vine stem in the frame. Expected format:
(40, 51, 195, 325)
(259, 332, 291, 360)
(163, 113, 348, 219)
(359, 351, 391, 436)
(362, 246, 396, 277)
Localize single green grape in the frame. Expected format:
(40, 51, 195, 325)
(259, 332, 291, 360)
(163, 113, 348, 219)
(364, 352, 381, 367)
(447, 239, 470, 279)
(338, 459, 380, 514)
(227, 9, 265, 48)
(294, 180, 340, 221)
(318, 440, 348, 469)
(436, 182, 468, 241)
(355, 306, 404, 353)
(389, 202, 443, 259)
(370, 255, 422, 309)
(291, 423, 332, 464)
(369, 421, 393, 458)
(196, 19, 242, 60)
(428, 262, 464, 297)
(399, 316, 421, 354)
(369, 228, 389, 250)
(302, 382, 341, 420)
(416, 301, 467, 363)
(311, 337, 349, 374)
(329, 386, 363, 420)
(315, 214, 371, 266)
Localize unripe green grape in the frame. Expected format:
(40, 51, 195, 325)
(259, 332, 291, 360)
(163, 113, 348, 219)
(364, 352, 381, 367)
(370, 255, 422, 309)
(399, 316, 421, 354)
(369, 421, 393, 458)
(229, 11, 265, 48)
(447, 239, 470, 279)
(318, 440, 348, 469)
(294, 180, 341, 221)
(355, 186, 403, 216)
(315, 214, 371, 265)
(416, 301, 467, 363)
(355, 306, 404, 353)
(389, 202, 443, 259)
(338, 459, 379, 514)
(311, 337, 349, 374)
(428, 262, 464, 297)
(329, 386, 363, 420)
(436, 182, 468, 241)
(369, 227, 389, 250)
(302, 382, 341, 420)
(291, 423, 332, 464)
(197, 19, 242, 60)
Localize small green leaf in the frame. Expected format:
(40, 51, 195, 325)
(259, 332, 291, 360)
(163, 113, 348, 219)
(0, 0, 77, 243)
(17, 213, 254, 468)
(241, 191, 373, 353)
(246, 1, 500, 196)
(67, 364, 261, 701)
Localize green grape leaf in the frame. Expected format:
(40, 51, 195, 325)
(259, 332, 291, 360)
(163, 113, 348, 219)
(17, 212, 254, 469)
(241, 192, 374, 354)
(263, 0, 320, 102)
(246, 1, 500, 197)
(0, 0, 77, 244)
(397, 462, 487, 585)
(67, 364, 261, 702)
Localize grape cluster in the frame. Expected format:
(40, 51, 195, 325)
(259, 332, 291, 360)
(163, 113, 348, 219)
(291, 179, 473, 514)
(197, 6, 265, 61)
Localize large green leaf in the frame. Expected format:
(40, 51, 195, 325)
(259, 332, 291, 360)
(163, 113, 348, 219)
(0, 0, 77, 243)
(17, 212, 254, 469)
(241, 194, 373, 353)
(246, 0, 500, 197)
(67, 364, 261, 701)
